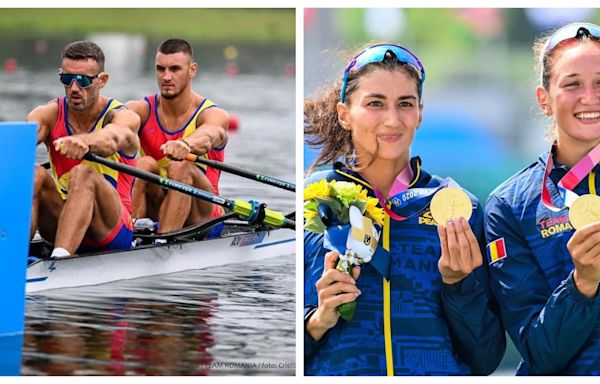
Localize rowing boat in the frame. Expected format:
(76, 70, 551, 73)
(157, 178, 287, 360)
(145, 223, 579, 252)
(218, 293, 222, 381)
(26, 215, 295, 293)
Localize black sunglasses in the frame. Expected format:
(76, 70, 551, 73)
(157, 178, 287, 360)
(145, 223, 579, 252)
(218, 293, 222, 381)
(59, 73, 102, 88)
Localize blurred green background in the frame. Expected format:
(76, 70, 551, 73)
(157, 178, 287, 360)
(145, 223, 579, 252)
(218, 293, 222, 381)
(0, 8, 295, 77)
(0, 9, 294, 43)
(0, 8, 296, 123)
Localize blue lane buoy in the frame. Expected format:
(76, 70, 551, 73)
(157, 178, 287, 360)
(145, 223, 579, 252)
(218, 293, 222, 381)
(0, 334, 24, 375)
(0, 122, 37, 375)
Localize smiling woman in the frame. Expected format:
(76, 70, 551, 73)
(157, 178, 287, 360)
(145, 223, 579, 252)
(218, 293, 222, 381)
(303, 43, 506, 376)
(336, 69, 421, 169)
(484, 22, 600, 375)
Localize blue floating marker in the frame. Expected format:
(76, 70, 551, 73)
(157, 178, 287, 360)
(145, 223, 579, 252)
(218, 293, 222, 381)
(0, 334, 24, 375)
(0, 122, 37, 375)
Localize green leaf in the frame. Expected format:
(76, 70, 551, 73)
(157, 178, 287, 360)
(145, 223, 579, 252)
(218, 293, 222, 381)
(315, 196, 343, 214)
(304, 200, 318, 211)
(353, 200, 367, 213)
(304, 217, 326, 233)
(337, 208, 349, 224)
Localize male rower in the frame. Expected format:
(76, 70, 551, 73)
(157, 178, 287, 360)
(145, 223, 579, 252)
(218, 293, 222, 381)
(29, 41, 140, 258)
(127, 38, 229, 234)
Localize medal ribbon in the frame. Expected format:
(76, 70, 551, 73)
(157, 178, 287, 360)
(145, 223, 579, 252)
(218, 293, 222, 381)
(373, 162, 414, 220)
(542, 142, 600, 212)
(373, 161, 460, 221)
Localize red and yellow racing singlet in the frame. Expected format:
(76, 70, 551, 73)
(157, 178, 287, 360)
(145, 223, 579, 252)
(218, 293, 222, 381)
(48, 97, 136, 213)
(138, 94, 225, 195)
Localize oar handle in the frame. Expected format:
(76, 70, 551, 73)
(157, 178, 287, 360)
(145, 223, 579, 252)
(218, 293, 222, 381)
(233, 200, 295, 229)
(186, 153, 295, 192)
(83, 152, 295, 229)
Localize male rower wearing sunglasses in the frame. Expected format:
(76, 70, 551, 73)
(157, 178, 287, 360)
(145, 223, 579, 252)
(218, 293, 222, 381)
(28, 40, 140, 258)
(126, 39, 229, 234)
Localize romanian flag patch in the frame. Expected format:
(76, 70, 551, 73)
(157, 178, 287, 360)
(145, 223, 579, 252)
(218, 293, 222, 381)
(487, 238, 507, 265)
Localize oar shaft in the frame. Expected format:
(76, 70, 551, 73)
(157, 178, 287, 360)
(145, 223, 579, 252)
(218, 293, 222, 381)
(186, 154, 295, 192)
(85, 153, 234, 209)
(83, 153, 295, 229)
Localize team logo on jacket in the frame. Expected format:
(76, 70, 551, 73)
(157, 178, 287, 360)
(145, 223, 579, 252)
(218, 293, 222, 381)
(537, 215, 573, 238)
(418, 210, 437, 226)
(487, 238, 507, 265)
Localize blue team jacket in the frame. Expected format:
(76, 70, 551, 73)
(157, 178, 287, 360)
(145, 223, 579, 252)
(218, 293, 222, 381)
(305, 159, 506, 375)
(485, 150, 600, 375)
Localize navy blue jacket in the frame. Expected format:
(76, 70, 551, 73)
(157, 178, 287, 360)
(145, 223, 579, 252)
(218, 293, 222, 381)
(305, 160, 506, 375)
(485, 151, 600, 375)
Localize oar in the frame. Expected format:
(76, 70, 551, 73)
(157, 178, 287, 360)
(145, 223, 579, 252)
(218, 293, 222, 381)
(83, 153, 295, 229)
(186, 153, 295, 192)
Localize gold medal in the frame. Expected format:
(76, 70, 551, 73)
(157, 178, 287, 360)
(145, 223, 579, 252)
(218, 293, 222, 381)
(569, 194, 600, 230)
(430, 187, 473, 225)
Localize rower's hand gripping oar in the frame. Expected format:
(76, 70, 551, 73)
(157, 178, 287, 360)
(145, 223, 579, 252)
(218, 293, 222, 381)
(83, 153, 295, 229)
(185, 153, 295, 192)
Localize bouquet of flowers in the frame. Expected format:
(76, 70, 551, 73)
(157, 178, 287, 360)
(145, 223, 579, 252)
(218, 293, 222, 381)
(304, 179, 385, 320)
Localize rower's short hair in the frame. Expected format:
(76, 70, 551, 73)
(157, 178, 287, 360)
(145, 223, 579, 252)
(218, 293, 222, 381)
(158, 38, 194, 59)
(61, 41, 105, 71)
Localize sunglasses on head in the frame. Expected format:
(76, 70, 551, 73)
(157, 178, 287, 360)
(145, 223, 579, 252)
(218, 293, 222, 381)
(59, 73, 102, 88)
(340, 43, 426, 103)
(541, 22, 600, 60)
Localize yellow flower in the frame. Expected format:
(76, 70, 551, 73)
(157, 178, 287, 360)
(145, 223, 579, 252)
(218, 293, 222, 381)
(365, 196, 385, 227)
(304, 179, 331, 201)
(356, 186, 369, 203)
(304, 179, 385, 232)
(304, 209, 317, 220)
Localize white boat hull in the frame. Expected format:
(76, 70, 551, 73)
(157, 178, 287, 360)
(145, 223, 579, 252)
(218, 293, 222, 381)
(26, 227, 294, 293)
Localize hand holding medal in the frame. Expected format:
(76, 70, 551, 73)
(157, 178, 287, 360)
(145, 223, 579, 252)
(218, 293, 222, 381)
(431, 187, 482, 284)
(430, 187, 473, 225)
(567, 220, 600, 298)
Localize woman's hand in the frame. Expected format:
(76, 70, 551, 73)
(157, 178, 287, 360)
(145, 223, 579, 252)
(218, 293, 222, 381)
(568, 222, 600, 298)
(437, 217, 483, 285)
(306, 250, 361, 341)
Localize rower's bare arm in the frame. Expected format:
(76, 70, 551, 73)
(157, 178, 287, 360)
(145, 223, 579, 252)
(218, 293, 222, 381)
(27, 101, 58, 145)
(87, 108, 141, 157)
(187, 107, 229, 155)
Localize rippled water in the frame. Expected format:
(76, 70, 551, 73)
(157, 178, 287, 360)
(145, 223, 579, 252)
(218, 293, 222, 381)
(22, 255, 295, 375)
(2, 46, 295, 376)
